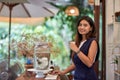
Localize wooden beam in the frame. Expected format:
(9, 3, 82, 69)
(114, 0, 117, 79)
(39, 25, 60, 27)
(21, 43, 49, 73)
(94, 2, 100, 78)
(101, 0, 106, 80)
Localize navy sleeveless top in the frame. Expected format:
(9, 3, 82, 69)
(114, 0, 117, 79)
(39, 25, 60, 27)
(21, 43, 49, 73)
(73, 38, 99, 80)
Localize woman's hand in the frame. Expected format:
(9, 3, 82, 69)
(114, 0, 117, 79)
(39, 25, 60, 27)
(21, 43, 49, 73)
(69, 41, 79, 53)
(51, 70, 65, 75)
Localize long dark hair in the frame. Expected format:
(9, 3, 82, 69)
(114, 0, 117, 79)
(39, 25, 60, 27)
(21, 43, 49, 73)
(75, 16, 96, 47)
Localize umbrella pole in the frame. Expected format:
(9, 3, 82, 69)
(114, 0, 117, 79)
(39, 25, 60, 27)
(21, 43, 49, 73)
(3, 3, 20, 70)
(8, 6, 13, 69)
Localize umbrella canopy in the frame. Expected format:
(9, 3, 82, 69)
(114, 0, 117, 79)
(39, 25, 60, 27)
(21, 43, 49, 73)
(0, 2, 59, 18)
(0, 0, 59, 69)
(0, 0, 28, 3)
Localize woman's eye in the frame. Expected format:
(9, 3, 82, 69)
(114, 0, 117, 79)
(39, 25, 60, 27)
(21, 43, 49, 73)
(79, 24, 82, 26)
(79, 24, 88, 27)
(83, 24, 88, 27)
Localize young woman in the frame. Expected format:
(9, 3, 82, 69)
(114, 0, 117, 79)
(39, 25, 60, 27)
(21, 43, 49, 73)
(53, 16, 99, 80)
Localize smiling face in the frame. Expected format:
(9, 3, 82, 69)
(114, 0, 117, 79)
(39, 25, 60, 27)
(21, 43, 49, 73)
(78, 20, 92, 36)
(75, 16, 96, 47)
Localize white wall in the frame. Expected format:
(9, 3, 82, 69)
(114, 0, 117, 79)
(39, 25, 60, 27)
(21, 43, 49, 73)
(106, 0, 120, 80)
(106, 0, 114, 80)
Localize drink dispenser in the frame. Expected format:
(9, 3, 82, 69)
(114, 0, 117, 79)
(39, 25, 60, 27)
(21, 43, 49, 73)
(34, 42, 50, 70)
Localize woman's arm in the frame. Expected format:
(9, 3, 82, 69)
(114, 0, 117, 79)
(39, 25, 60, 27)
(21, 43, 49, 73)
(52, 63, 75, 75)
(62, 63, 75, 74)
(70, 40, 98, 67)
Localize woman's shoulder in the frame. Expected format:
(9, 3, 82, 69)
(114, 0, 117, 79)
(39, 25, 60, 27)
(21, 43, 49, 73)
(88, 38, 97, 40)
(87, 38, 97, 43)
(90, 38, 98, 45)
(85, 38, 98, 47)
(88, 38, 99, 62)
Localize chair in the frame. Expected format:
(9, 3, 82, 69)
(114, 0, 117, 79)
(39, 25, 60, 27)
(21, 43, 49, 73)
(0, 60, 9, 80)
(0, 60, 8, 73)
(0, 60, 24, 80)
(10, 62, 24, 75)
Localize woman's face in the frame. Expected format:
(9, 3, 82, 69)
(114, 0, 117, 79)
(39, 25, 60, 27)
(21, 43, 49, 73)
(78, 20, 92, 36)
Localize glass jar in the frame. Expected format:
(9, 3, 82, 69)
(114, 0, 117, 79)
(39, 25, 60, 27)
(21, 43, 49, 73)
(34, 42, 50, 70)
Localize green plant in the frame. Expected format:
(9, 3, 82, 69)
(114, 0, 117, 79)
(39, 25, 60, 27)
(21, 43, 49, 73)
(11, 32, 60, 58)
(112, 56, 118, 64)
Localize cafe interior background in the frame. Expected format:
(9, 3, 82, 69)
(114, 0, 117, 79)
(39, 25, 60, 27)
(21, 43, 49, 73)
(0, 0, 120, 80)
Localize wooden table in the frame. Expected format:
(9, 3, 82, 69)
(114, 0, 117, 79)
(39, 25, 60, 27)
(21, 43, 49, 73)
(16, 64, 59, 80)
(16, 71, 60, 80)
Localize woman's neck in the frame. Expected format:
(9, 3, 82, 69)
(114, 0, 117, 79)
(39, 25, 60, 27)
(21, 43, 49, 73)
(82, 36, 86, 41)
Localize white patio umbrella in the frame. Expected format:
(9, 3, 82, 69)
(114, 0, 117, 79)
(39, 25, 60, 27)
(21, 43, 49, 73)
(0, 0, 59, 68)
